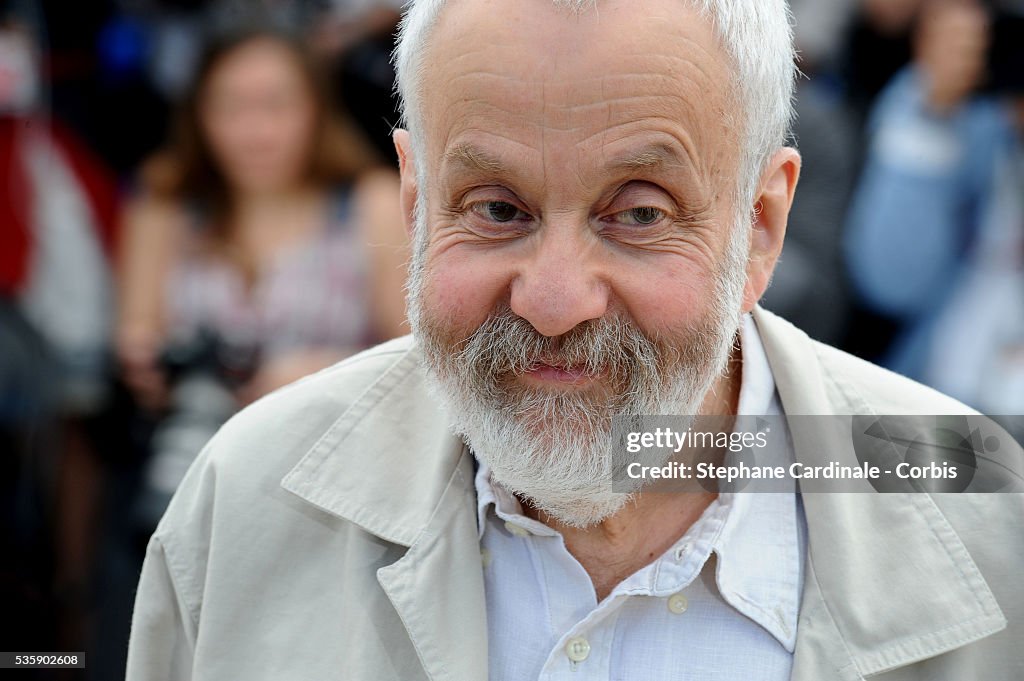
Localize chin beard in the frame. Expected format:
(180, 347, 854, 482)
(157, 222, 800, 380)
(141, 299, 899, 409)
(414, 307, 733, 527)
(407, 210, 748, 528)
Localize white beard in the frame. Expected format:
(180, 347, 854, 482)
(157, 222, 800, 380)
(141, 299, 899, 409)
(408, 202, 749, 528)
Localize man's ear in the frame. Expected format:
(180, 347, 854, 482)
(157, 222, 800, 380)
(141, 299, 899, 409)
(742, 147, 801, 313)
(393, 129, 418, 238)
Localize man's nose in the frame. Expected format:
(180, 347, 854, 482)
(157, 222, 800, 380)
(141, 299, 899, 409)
(509, 224, 609, 337)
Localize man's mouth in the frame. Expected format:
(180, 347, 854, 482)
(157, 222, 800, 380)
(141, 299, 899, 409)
(521, 362, 602, 386)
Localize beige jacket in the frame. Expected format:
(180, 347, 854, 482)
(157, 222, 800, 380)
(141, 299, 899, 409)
(126, 308, 1024, 680)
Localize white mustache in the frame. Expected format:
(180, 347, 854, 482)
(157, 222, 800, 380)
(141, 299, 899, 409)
(451, 307, 664, 400)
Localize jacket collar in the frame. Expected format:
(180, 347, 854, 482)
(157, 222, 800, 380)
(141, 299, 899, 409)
(751, 307, 1007, 680)
(281, 343, 467, 547)
(281, 308, 1008, 680)
(282, 342, 488, 681)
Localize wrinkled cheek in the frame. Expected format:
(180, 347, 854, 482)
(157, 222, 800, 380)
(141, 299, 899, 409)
(420, 250, 514, 337)
(613, 260, 718, 341)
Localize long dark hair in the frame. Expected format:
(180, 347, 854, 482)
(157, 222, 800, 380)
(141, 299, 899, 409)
(143, 27, 379, 234)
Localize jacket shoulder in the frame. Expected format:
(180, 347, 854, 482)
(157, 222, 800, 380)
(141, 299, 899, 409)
(811, 337, 977, 416)
(755, 307, 975, 416)
(214, 335, 417, 458)
(151, 335, 419, 539)
(130, 337, 437, 673)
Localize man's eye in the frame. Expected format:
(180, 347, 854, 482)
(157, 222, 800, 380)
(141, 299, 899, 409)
(472, 201, 527, 223)
(616, 207, 665, 226)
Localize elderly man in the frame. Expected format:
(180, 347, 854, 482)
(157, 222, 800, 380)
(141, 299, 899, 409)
(125, 1, 1024, 679)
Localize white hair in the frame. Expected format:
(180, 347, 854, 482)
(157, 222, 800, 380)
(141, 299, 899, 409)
(393, 0, 797, 209)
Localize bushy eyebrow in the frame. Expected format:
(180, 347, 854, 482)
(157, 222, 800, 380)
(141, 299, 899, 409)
(611, 143, 690, 173)
(442, 140, 693, 181)
(443, 143, 509, 176)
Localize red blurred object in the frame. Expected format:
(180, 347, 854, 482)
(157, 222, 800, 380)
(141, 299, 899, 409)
(0, 115, 118, 296)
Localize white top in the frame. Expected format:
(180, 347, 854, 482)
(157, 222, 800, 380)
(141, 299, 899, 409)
(475, 314, 807, 680)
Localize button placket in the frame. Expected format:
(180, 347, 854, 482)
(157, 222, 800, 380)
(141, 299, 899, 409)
(539, 597, 625, 677)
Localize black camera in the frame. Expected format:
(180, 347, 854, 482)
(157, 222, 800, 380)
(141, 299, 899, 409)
(132, 329, 261, 532)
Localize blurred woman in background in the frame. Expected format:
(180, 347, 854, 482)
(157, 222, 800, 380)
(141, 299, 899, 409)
(117, 27, 407, 415)
(114, 27, 408, 537)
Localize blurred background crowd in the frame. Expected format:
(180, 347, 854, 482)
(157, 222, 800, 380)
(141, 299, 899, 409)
(0, 0, 1022, 677)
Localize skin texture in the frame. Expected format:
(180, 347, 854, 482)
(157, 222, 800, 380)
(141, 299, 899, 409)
(395, 0, 800, 599)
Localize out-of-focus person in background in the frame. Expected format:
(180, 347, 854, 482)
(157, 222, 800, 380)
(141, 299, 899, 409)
(312, 0, 405, 160)
(845, 0, 1024, 419)
(115, 26, 408, 529)
(791, 0, 858, 73)
(760, 0, 858, 345)
(843, 0, 927, 120)
(789, 0, 926, 362)
(0, 0, 120, 664)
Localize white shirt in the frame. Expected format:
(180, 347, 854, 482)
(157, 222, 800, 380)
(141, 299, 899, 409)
(475, 314, 807, 680)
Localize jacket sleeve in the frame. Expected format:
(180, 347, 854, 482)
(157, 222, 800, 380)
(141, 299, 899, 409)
(843, 67, 1003, 319)
(124, 534, 197, 680)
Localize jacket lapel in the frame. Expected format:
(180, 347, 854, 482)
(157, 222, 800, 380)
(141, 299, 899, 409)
(753, 308, 1007, 680)
(281, 346, 488, 681)
(375, 447, 488, 681)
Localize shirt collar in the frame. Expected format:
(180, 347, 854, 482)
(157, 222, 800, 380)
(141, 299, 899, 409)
(736, 311, 775, 417)
(646, 313, 803, 651)
(712, 315, 804, 651)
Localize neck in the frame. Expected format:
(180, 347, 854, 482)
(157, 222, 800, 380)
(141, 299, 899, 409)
(231, 182, 318, 217)
(522, 341, 744, 601)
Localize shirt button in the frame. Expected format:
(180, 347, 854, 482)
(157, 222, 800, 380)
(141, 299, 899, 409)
(504, 520, 530, 537)
(480, 548, 492, 568)
(565, 636, 591, 662)
(668, 592, 689, 614)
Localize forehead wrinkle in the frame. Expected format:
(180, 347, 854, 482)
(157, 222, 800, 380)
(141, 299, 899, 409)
(438, 72, 536, 113)
(431, 38, 726, 113)
(430, 3, 725, 88)
(418, 0, 735, 132)
(435, 74, 722, 160)
(433, 96, 542, 168)
(577, 118, 705, 172)
(426, 38, 732, 197)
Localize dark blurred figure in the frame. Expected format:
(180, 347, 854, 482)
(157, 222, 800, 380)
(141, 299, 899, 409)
(312, 0, 404, 161)
(792, 0, 857, 75)
(760, 0, 859, 345)
(40, 0, 171, 179)
(846, 0, 1024, 421)
(761, 83, 858, 345)
(805, 0, 926, 361)
(0, 3, 120, 675)
(844, 0, 927, 120)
